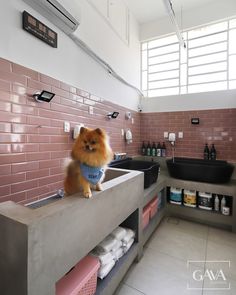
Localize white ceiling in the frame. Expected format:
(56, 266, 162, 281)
(123, 0, 216, 24)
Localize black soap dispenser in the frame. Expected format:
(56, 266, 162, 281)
(210, 144, 216, 160)
(204, 143, 209, 160)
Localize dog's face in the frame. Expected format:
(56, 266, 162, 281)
(71, 127, 113, 167)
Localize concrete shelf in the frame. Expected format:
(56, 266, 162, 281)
(166, 203, 233, 230)
(96, 243, 139, 295)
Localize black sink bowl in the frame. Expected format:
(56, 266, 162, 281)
(166, 157, 234, 184)
(109, 158, 160, 188)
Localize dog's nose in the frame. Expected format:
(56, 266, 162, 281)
(85, 145, 90, 150)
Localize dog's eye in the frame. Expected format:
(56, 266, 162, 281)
(90, 140, 96, 145)
(84, 140, 87, 144)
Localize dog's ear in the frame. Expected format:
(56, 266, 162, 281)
(80, 127, 86, 134)
(95, 128, 103, 135)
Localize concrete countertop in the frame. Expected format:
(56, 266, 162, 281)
(134, 156, 236, 197)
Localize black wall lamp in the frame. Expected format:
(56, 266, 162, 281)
(33, 90, 55, 103)
(107, 112, 119, 119)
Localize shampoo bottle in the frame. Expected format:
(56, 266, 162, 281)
(210, 144, 216, 160)
(221, 196, 226, 213)
(141, 141, 146, 156)
(151, 142, 156, 157)
(156, 142, 161, 157)
(147, 141, 151, 156)
(161, 142, 166, 157)
(204, 144, 209, 160)
(214, 195, 219, 211)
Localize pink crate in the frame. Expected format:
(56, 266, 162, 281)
(149, 197, 158, 219)
(142, 205, 150, 229)
(56, 255, 100, 295)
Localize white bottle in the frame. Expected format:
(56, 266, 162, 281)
(221, 197, 226, 213)
(214, 195, 219, 212)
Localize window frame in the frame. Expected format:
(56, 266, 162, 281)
(141, 17, 236, 98)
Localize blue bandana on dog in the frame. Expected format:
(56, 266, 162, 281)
(80, 163, 105, 185)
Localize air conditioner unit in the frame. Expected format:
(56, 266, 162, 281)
(23, 0, 79, 34)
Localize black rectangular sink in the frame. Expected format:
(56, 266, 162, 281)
(109, 158, 160, 188)
(166, 157, 234, 183)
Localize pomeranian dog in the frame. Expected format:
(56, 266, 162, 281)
(64, 127, 113, 198)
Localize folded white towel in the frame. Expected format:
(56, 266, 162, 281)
(122, 228, 135, 246)
(96, 235, 118, 253)
(113, 247, 124, 261)
(97, 260, 115, 279)
(110, 226, 127, 241)
(111, 240, 122, 253)
(122, 238, 134, 253)
(90, 250, 114, 266)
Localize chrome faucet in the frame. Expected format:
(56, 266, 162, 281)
(168, 133, 176, 162)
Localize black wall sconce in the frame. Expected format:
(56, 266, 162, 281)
(107, 112, 119, 119)
(33, 90, 55, 103)
(191, 118, 200, 125)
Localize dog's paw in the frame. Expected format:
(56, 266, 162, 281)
(96, 183, 103, 191)
(83, 190, 92, 198)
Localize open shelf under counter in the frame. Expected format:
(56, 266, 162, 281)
(95, 243, 139, 295)
(143, 208, 165, 245)
(143, 175, 166, 207)
(166, 202, 233, 230)
(167, 177, 236, 197)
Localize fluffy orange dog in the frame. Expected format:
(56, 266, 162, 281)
(64, 127, 113, 198)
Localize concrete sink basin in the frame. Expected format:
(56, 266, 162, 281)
(26, 168, 129, 209)
(166, 157, 234, 183)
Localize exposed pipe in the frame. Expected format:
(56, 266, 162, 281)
(69, 33, 143, 97)
(162, 0, 186, 48)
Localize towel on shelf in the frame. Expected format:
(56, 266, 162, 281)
(97, 260, 115, 280)
(111, 240, 122, 253)
(122, 238, 134, 254)
(110, 226, 127, 241)
(95, 235, 118, 253)
(113, 247, 124, 261)
(122, 228, 135, 246)
(90, 250, 114, 266)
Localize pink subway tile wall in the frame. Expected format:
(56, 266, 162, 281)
(141, 110, 236, 161)
(0, 58, 141, 204)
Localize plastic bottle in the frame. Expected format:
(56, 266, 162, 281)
(161, 142, 166, 157)
(141, 141, 146, 156)
(156, 142, 162, 157)
(214, 195, 219, 211)
(151, 142, 156, 157)
(147, 141, 151, 156)
(221, 196, 226, 213)
(210, 144, 216, 160)
(204, 143, 209, 160)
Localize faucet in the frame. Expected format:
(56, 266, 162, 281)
(168, 133, 176, 162)
(168, 133, 176, 146)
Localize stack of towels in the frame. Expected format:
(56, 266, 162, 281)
(90, 226, 135, 279)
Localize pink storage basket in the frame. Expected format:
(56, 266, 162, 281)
(56, 255, 100, 295)
(142, 205, 150, 229)
(149, 197, 158, 219)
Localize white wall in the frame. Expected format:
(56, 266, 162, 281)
(140, 0, 236, 112)
(142, 89, 236, 113)
(141, 0, 236, 41)
(0, 0, 140, 110)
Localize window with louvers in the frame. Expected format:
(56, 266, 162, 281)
(141, 17, 236, 97)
